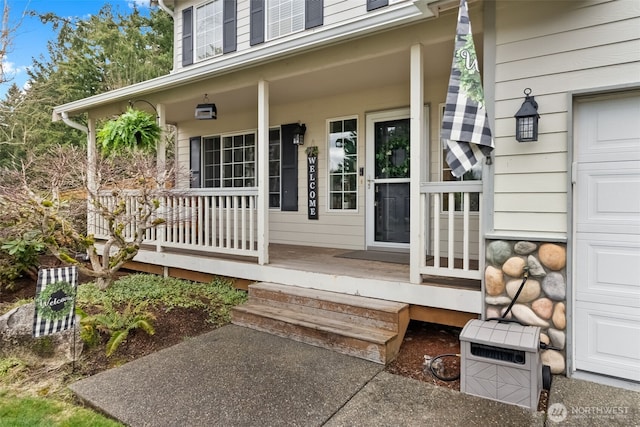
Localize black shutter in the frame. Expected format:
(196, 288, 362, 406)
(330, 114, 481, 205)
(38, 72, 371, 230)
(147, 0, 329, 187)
(223, 0, 237, 54)
(280, 124, 299, 211)
(249, 0, 265, 46)
(182, 7, 193, 66)
(190, 136, 202, 188)
(367, 0, 388, 12)
(305, 0, 323, 29)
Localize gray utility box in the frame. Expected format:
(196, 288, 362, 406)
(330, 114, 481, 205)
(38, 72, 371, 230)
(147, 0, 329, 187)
(459, 319, 542, 411)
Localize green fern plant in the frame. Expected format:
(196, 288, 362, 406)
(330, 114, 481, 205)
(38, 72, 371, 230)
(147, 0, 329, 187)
(97, 107, 161, 156)
(78, 301, 156, 356)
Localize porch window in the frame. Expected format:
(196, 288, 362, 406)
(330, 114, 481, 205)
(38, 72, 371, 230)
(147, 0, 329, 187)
(269, 128, 282, 208)
(267, 0, 305, 40)
(195, 0, 223, 61)
(201, 132, 256, 188)
(328, 117, 358, 211)
(198, 130, 282, 208)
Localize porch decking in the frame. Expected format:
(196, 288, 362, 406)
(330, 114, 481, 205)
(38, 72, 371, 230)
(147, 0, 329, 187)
(123, 243, 481, 327)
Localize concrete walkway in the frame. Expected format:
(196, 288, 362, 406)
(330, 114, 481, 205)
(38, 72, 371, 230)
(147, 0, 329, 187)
(70, 325, 639, 427)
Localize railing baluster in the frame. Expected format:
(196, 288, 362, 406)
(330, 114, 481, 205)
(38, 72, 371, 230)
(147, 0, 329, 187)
(224, 196, 233, 248)
(233, 195, 238, 249)
(250, 195, 255, 251)
(191, 196, 197, 245)
(218, 196, 224, 249)
(433, 193, 440, 268)
(463, 192, 470, 271)
(448, 192, 454, 270)
(212, 195, 218, 248)
(203, 195, 210, 247)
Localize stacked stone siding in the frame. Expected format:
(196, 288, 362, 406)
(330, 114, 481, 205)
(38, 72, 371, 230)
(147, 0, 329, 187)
(485, 240, 567, 374)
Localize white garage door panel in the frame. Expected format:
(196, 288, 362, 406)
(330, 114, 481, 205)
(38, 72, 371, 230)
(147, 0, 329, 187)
(574, 92, 640, 381)
(575, 301, 640, 381)
(576, 162, 640, 234)
(576, 236, 640, 308)
(577, 95, 640, 163)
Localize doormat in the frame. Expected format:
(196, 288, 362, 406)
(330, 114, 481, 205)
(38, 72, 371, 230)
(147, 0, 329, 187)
(335, 250, 410, 264)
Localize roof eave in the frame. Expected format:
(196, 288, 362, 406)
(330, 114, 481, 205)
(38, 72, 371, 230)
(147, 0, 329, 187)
(53, 0, 440, 120)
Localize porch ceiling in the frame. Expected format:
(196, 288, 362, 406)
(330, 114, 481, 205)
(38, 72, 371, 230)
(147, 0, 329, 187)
(160, 40, 453, 124)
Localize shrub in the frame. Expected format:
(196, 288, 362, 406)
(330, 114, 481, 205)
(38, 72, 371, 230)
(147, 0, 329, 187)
(78, 301, 155, 357)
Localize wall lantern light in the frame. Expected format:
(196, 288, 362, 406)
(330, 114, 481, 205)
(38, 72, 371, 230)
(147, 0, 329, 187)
(195, 94, 217, 120)
(293, 123, 307, 145)
(514, 88, 540, 142)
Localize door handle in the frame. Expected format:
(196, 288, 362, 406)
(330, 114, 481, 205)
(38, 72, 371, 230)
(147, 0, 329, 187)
(366, 176, 374, 189)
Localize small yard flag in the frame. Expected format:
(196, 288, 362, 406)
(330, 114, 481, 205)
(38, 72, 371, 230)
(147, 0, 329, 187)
(33, 266, 78, 338)
(441, 0, 494, 178)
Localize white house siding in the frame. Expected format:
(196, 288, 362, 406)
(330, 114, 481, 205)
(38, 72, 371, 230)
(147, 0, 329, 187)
(172, 0, 422, 73)
(492, 0, 640, 236)
(169, 12, 472, 250)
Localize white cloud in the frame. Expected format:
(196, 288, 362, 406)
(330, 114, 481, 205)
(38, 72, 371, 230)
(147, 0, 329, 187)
(2, 60, 28, 79)
(127, 0, 151, 9)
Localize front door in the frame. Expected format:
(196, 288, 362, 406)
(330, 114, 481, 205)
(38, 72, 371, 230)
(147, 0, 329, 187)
(366, 109, 411, 249)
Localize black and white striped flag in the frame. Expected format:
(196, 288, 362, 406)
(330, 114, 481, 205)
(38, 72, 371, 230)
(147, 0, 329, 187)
(33, 266, 78, 338)
(441, 0, 494, 178)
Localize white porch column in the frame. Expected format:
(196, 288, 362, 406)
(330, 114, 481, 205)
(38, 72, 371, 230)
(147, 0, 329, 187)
(87, 117, 98, 236)
(409, 43, 424, 284)
(257, 79, 270, 265)
(156, 103, 167, 186)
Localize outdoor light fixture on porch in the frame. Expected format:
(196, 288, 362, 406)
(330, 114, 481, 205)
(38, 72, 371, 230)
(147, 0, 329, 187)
(514, 88, 540, 142)
(195, 94, 217, 120)
(293, 123, 306, 145)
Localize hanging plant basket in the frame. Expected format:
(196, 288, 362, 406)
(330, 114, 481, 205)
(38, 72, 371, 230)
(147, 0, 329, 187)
(97, 107, 161, 156)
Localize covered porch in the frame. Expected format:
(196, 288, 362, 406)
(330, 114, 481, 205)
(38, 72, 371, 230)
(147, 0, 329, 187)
(74, 10, 487, 325)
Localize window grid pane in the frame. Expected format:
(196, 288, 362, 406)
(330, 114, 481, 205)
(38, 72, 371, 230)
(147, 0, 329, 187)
(200, 130, 280, 199)
(267, 0, 305, 40)
(196, 1, 223, 62)
(328, 118, 358, 210)
(269, 128, 281, 208)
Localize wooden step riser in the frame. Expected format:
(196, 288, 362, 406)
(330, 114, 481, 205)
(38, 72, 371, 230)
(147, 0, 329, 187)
(232, 309, 390, 364)
(248, 295, 399, 332)
(249, 287, 401, 331)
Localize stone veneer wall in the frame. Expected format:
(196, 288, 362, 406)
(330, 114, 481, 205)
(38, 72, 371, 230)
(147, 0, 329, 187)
(485, 240, 566, 374)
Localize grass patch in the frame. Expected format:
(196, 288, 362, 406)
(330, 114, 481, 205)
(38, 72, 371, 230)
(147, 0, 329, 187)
(77, 274, 247, 326)
(0, 389, 122, 427)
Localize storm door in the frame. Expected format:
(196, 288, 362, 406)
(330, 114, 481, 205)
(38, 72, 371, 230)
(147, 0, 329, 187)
(366, 109, 411, 249)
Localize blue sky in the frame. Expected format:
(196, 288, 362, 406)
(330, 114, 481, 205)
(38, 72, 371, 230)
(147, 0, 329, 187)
(1, 0, 151, 98)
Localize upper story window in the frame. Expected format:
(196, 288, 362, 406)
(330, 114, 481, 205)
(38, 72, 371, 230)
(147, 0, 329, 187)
(182, 1, 236, 67)
(250, 0, 323, 46)
(195, 1, 223, 61)
(267, 0, 305, 40)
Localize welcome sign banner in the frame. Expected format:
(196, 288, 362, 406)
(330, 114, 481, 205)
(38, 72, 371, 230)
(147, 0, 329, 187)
(33, 266, 78, 337)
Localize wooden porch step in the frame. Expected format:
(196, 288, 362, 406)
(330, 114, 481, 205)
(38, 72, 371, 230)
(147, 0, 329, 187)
(231, 282, 409, 364)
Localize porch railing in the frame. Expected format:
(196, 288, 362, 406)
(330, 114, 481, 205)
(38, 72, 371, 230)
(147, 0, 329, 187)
(420, 181, 483, 280)
(90, 188, 259, 257)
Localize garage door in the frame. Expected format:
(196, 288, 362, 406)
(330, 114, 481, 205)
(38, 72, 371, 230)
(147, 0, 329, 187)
(574, 92, 640, 382)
